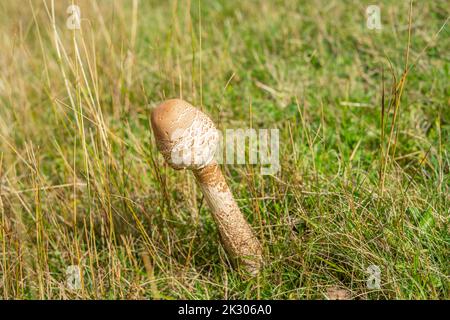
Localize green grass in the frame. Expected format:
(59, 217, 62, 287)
(0, 0, 448, 299)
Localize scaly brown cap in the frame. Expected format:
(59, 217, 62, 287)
(151, 99, 219, 170)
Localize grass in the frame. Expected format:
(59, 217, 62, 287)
(0, 0, 448, 299)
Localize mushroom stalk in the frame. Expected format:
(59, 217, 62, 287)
(151, 99, 262, 274)
(194, 162, 262, 273)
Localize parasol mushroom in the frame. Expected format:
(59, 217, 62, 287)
(151, 99, 263, 274)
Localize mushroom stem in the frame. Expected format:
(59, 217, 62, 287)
(194, 162, 262, 274)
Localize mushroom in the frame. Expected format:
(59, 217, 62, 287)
(151, 99, 263, 274)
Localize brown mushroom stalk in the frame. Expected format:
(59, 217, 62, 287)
(151, 99, 262, 274)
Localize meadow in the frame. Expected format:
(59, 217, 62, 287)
(0, 0, 448, 299)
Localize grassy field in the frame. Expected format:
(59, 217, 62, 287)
(0, 0, 448, 299)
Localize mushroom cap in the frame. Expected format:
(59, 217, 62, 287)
(151, 99, 219, 170)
